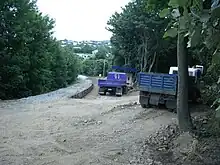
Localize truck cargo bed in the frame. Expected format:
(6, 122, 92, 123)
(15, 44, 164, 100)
(98, 79, 126, 87)
(138, 72, 177, 95)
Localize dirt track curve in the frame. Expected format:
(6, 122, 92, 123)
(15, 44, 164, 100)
(0, 77, 177, 165)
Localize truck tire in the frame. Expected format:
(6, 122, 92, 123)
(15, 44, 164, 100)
(141, 103, 147, 108)
(107, 87, 115, 95)
(116, 87, 122, 97)
(191, 88, 201, 103)
(123, 86, 128, 94)
(139, 95, 149, 108)
(99, 87, 106, 95)
(165, 100, 176, 112)
(109, 91, 115, 95)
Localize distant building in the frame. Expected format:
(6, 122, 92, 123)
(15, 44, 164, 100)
(76, 53, 95, 59)
(92, 50, 98, 55)
(73, 47, 81, 50)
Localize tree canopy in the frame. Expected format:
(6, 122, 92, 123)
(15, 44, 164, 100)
(107, 0, 220, 131)
(107, 0, 178, 73)
(0, 0, 80, 99)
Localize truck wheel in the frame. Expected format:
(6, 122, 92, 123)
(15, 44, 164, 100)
(99, 87, 106, 95)
(165, 100, 176, 112)
(109, 91, 115, 95)
(123, 86, 128, 94)
(139, 95, 149, 108)
(108, 88, 116, 96)
(192, 88, 201, 104)
(116, 87, 122, 96)
(189, 87, 201, 103)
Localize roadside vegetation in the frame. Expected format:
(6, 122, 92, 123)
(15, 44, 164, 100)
(78, 45, 113, 77)
(106, 0, 220, 164)
(0, 0, 113, 100)
(0, 0, 81, 99)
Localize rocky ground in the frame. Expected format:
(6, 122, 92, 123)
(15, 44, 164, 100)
(136, 106, 220, 165)
(0, 77, 219, 165)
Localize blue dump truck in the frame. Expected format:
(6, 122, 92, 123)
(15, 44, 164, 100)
(138, 65, 204, 110)
(98, 66, 137, 96)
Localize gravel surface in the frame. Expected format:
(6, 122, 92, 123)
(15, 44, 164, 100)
(19, 75, 92, 104)
(0, 77, 177, 165)
(0, 75, 92, 107)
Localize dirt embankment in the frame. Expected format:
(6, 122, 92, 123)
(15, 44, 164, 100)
(0, 77, 177, 165)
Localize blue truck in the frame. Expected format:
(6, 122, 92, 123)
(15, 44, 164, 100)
(98, 72, 129, 96)
(138, 66, 203, 110)
(98, 66, 137, 96)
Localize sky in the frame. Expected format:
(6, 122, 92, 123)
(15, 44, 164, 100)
(37, 0, 130, 41)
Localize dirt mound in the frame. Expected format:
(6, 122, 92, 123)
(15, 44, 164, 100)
(141, 111, 220, 165)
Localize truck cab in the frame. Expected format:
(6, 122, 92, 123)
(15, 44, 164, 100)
(169, 65, 203, 103)
(98, 66, 137, 97)
(169, 66, 203, 77)
(107, 72, 127, 81)
(98, 72, 128, 96)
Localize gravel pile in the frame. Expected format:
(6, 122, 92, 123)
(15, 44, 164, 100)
(145, 123, 180, 151)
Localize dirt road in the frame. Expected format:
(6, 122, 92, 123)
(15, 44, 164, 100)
(0, 79, 177, 165)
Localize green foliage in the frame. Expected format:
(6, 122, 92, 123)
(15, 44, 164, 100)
(163, 28, 178, 38)
(73, 44, 96, 54)
(107, 0, 177, 73)
(95, 45, 109, 59)
(168, 0, 181, 8)
(0, 0, 79, 99)
(80, 57, 112, 77)
(159, 8, 170, 18)
(212, 97, 220, 118)
(78, 43, 113, 77)
(147, 0, 220, 121)
(168, 0, 190, 8)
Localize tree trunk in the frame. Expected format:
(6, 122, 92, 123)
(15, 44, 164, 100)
(143, 56, 147, 72)
(124, 57, 128, 65)
(139, 57, 142, 72)
(177, 32, 193, 132)
(141, 53, 144, 72)
(148, 52, 157, 73)
(154, 54, 159, 72)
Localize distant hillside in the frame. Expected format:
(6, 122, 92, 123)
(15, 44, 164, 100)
(60, 39, 110, 47)
(60, 39, 112, 60)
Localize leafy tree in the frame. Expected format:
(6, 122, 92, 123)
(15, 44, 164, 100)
(107, 0, 177, 73)
(0, 0, 79, 99)
(107, 0, 220, 131)
(80, 57, 111, 77)
(64, 46, 80, 84)
(73, 44, 95, 54)
(95, 46, 109, 59)
(147, 0, 220, 131)
(79, 44, 113, 77)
